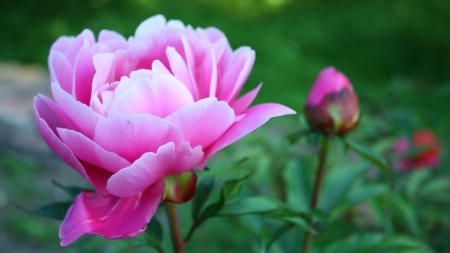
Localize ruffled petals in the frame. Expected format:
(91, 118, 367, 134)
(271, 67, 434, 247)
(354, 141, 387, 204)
(59, 180, 164, 246)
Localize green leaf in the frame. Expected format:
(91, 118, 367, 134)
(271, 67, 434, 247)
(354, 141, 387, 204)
(287, 129, 313, 144)
(340, 137, 393, 188)
(51, 180, 87, 198)
(19, 202, 72, 220)
(261, 223, 295, 252)
(419, 178, 450, 201)
(200, 191, 225, 221)
(145, 217, 163, 243)
(218, 197, 279, 216)
(406, 170, 431, 202)
(191, 175, 215, 220)
(218, 197, 317, 234)
(221, 169, 254, 200)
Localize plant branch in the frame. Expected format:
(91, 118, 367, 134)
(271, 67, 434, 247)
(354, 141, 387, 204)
(165, 203, 184, 253)
(184, 219, 201, 244)
(301, 135, 330, 253)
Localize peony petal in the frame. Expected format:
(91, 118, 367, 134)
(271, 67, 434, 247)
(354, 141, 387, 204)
(94, 114, 183, 162)
(229, 83, 262, 115)
(48, 51, 73, 95)
(51, 82, 101, 139)
(34, 96, 90, 181)
(166, 47, 197, 96)
(107, 142, 203, 197)
(135, 14, 166, 39)
(152, 60, 172, 75)
(202, 103, 296, 165)
(107, 73, 194, 118)
(65, 29, 95, 65)
(59, 180, 164, 246)
(80, 161, 113, 195)
(218, 47, 255, 102)
(166, 97, 235, 149)
(93, 53, 115, 86)
(73, 40, 95, 105)
(166, 19, 185, 29)
(98, 30, 126, 43)
(58, 128, 131, 174)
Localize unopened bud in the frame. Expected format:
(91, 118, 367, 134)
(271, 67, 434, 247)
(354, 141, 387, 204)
(304, 67, 359, 134)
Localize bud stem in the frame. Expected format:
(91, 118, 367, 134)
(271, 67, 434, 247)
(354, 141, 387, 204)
(301, 135, 330, 253)
(165, 203, 185, 253)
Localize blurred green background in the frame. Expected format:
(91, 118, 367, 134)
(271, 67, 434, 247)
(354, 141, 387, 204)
(1, 0, 450, 252)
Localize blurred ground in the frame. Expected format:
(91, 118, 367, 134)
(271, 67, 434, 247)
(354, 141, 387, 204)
(0, 62, 93, 253)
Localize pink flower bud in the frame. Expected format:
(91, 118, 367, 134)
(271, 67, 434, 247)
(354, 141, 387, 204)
(304, 67, 359, 134)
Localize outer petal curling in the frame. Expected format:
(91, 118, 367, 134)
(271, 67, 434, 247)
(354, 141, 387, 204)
(34, 96, 90, 181)
(51, 82, 101, 139)
(58, 128, 131, 173)
(59, 180, 165, 246)
(202, 103, 296, 165)
(107, 142, 203, 197)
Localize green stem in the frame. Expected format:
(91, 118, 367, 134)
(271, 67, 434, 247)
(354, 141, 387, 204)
(165, 203, 185, 253)
(301, 135, 330, 253)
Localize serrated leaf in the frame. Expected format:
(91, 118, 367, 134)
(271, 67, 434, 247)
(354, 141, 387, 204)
(192, 175, 215, 220)
(52, 180, 87, 198)
(19, 202, 72, 220)
(340, 137, 393, 188)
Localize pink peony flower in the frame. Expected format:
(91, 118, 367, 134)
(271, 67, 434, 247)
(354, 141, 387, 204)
(304, 67, 359, 135)
(394, 130, 440, 171)
(34, 15, 295, 246)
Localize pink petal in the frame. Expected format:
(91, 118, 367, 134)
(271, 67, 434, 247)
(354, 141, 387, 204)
(59, 180, 164, 246)
(107, 142, 203, 197)
(306, 67, 353, 106)
(166, 47, 197, 96)
(135, 15, 166, 39)
(93, 114, 183, 162)
(152, 60, 172, 75)
(229, 83, 262, 115)
(48, 51, 73, 95)
(50, 36, 74, 54)
(218, 47, 255, 102)
(73, 41, 95, 105)
(98, 30, 126, 43)
(204, 27, 228, 44)
(51, 82, 101, 139)
(166, 19, 185, 29)
(181, 36, 199, 100)
(107, 73, 194, 118)
(202, 103, 296, 165)
(34, 96, 90, 181)
(65, 29, 95, 66)
(80, 161, 113, 195)
(93, 53, 115, 86)
(166, 98, 235, 149)
(58, 128, 131, 173)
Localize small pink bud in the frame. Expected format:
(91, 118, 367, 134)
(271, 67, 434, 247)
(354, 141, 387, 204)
(304, 67, 359, 134)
